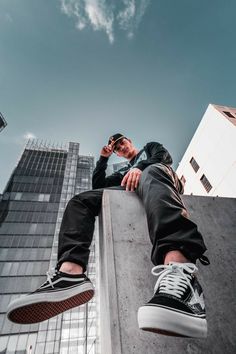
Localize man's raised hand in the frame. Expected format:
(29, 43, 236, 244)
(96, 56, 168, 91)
(100, 144, 114, 158)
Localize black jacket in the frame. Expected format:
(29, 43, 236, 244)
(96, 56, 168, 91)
(92, 142, 173, 189)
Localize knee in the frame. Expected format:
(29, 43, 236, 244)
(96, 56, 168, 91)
(65, 192, 91, 213)
(138, 164, 172, 194)
(140, 163, 165, 181)
(70, 190, 91, 204)
(143, 164, 157, 174)
(69, 189, 103, 207)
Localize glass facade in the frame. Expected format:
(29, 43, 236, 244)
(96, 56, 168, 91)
(0, 141, 97, 353)
(106, 160, 129, 177)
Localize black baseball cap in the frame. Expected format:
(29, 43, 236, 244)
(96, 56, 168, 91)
(108, 133, 126, 146)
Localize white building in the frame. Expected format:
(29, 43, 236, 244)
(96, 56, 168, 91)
(176, 103, 236, 197)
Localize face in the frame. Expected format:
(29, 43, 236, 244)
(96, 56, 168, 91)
(113, 138, 137, 160)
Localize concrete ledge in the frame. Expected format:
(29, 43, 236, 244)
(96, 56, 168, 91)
(98, 191, 236, 354)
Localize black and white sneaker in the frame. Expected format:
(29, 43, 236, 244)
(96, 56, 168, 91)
(7, 270, 94, 324)
(137, 262, 207, 338)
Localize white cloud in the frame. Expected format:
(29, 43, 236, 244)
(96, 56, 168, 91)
(117, 0, 136, 38)
(5, 13, 13, 23)
(59, 0, 150, 43)
(23, 132, 37, 140)
(84, 0, 114, 43)
(0, 12, 13, 23)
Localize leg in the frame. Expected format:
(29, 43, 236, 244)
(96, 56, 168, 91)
(57, 188, 104, 272)
(136, 163, 207, 265)
(7, 186, 124, 324)
(58, 186, 125, 273)
(136, 164, 208, 337)
(164, 249, 190, 264)
(7, 188, 104, 324)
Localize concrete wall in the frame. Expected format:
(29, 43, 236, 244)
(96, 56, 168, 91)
(98, 190, 236, 354)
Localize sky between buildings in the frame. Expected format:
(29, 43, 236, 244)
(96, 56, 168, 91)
(0, 0, 236, 192)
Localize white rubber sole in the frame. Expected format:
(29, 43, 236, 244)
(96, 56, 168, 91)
(137, 305, 207, 338)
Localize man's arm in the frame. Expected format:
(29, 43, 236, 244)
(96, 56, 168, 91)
(92, 144, 122, 189)
(135, 142, 173, 171)
(92, 156, 122, 189)
(121, 142, 172, 191)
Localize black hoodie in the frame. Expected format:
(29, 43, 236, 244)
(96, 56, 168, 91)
(92, 141, 173, 189)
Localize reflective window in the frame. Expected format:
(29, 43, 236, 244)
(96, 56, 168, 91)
(46, 330, 56, 342)
(47, 317, 57, 330)
(10, 262, 19, 275)
(0, 262, 12, 276)
(35, 342, 45, 354)
(14, 192, 22, 200)
(0, 295, 12, 312)
(0, 248, 51, 262)
(0, 335, 8, 352)
(38, 194, 50, 202)
(0, 314, 5, 332)
(0, 222, 55, 236)
(6, 334, 18, 352)
(61, 328, 70, 340)
(0, 235, 53, 248)
(37, 331, 46, 343)
(16, 334, 28, 351)
(0, 276, 46, 294)
(44, 341, 55, 354)
(26, 333, 37, 353)
(29, 223, 37, 234)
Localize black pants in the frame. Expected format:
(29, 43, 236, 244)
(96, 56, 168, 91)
(57, 164, 207, 271)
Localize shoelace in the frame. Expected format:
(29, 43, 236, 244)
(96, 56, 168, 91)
(152, 263, 199, 302)
(45, 268, 58, 288)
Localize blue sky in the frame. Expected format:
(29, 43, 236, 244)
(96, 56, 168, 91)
(0, 0, 236, 192)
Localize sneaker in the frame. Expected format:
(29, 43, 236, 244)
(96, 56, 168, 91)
(7, 270, 94, 324)
(137, 262, 207, 338)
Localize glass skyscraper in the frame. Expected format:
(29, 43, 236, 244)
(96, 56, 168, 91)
(0, 140, 97, 354)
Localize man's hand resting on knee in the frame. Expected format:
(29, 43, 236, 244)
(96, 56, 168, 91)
(121, 168, 142, 191)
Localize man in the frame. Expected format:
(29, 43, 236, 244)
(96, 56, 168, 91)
(7, 134, 209, 338)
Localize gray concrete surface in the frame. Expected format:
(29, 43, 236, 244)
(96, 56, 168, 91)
(98, 190, 236, 354)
